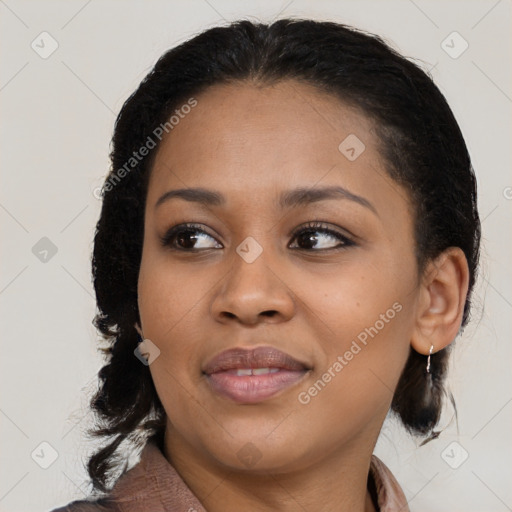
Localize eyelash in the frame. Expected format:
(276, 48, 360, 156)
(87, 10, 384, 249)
(159, 221, 356, 252)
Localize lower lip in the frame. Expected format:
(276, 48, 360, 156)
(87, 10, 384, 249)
(205, 369, 308, 403)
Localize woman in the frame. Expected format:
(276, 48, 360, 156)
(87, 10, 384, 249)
(52, 18, 480, 511)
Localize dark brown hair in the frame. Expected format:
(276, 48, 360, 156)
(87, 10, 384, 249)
(87, 18, 480, 494)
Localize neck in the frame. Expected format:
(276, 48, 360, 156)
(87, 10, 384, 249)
(163, 424, 379, 512)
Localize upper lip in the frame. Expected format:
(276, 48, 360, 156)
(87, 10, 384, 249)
(203, 346, 310, 375)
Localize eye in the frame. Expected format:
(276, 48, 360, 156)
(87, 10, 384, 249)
(288, 221, 355, 251)
(160, 221, 355, 252)
(160, 223, 222, 250)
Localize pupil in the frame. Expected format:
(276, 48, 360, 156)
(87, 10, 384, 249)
(180, 231, 197, 248)
(301, 231, 317, 248)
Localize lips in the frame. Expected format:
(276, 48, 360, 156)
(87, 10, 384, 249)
(203, 346, 311, 404)
(203, 346, 309, 375)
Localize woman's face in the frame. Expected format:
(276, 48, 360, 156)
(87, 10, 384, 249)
(137, 80, 422, 472)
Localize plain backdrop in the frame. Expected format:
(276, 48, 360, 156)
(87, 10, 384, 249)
(1, 1, 511, 511)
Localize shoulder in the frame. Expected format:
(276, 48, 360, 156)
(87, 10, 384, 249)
(49, 438, 206, 512)
(369, 454, 410, 512)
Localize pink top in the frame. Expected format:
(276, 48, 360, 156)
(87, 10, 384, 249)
(51, 440, 409, 511)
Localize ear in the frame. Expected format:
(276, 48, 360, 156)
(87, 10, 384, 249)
(411, 247, 469, 356)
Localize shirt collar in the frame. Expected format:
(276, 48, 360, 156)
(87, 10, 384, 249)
(109, 439, 409, 511)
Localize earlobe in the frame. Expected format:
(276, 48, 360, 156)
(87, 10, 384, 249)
(411, 247, 469, 355)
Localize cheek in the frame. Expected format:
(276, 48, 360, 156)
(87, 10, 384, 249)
(137, 251, 217, 380)
(138, 262, 204, 412)
(137, 249, 205, 337)
(298, 257, 412, 334)
(296, 303, 414, 433)
(298, 256, 417, 391)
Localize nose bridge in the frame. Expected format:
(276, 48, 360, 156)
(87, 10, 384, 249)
(234, 234, 272, 283)
(210, 232, 294, 323)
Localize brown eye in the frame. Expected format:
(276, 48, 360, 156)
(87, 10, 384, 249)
(160, 224, 222, 250)
(289, 222, 355, 251)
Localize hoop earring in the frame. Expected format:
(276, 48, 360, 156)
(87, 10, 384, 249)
(426, 344, 434, 373)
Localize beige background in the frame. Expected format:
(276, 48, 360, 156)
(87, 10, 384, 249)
(1, 1, 511, 510)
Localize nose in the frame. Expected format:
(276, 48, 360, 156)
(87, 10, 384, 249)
(210, 244, 295, 325)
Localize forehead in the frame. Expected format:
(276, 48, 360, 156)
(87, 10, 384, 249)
(147, 80, 411, 219)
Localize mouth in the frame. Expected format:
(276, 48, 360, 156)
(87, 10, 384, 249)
(202, 346, 311, 404)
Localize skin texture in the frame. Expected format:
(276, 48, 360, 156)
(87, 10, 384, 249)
(135, 80, 469, 511)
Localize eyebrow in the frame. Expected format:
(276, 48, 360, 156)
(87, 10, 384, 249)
(155, 185, 377, 215)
